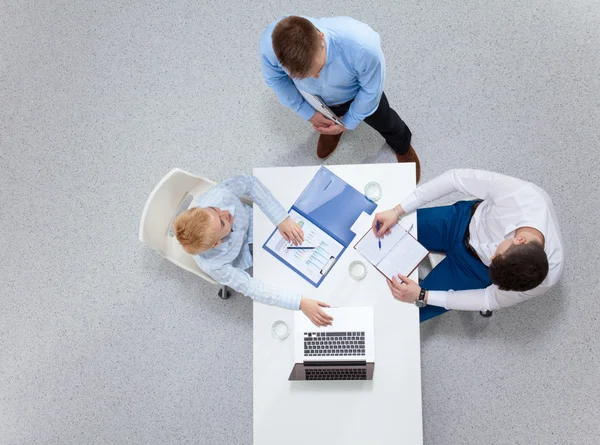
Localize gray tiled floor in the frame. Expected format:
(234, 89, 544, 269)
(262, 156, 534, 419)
(1, 1, 599, 444)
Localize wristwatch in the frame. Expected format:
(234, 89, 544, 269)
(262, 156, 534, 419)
(415, 288, 427, 308)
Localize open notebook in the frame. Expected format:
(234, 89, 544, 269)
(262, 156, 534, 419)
(354, 223, 429, 280)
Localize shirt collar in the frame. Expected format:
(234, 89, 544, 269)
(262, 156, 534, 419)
(322, 28, 333, 66)
(219, 197, 237, 218)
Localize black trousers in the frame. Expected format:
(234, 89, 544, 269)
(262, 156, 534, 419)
(329, 92, 412, 155)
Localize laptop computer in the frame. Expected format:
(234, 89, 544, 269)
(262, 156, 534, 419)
(288, 307, 375, 381)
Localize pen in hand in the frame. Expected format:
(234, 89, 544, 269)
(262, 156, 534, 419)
(376, 221, 382, 250)
(287, 246, 315, 250)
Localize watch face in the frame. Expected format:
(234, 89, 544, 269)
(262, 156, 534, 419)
(415, 299, 427, 308)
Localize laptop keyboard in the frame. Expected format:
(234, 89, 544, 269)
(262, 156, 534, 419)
(304, 331, 366, 357)
(305, 367, 367, 380)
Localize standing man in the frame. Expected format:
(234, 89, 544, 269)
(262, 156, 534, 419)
(372, 169, 564, 322)
(260, 16, 421, 182)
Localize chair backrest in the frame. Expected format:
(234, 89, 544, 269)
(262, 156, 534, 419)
(138, 168, 218, 283)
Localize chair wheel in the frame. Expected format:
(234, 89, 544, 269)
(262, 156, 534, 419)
(480, 310, 493, 317)
(218, 289, 231, 299)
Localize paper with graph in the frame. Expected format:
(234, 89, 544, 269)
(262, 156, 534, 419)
(265, 209, 344, 285)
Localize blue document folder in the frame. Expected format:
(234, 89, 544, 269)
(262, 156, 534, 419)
(263, 167, 377, 287)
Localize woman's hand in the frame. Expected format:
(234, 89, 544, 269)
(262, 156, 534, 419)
(277, 217, 305, 246)
(300, 298, 334, 327)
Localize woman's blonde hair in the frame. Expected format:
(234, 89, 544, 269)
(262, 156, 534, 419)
(173, 207, 219, 254)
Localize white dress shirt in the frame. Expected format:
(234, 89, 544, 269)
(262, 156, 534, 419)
(400, 169, 564, 312)
(192, 175, 301, 310)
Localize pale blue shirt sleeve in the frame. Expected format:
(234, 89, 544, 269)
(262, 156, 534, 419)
(220, 174, 288, 226)
(204, 263, 302, 310)
(341, 46, 385, 130)
(259, 28, 315, 121)
(195, 174, 302, 310)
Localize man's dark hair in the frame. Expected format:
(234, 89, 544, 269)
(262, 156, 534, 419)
(489, 243, 549, 291)
(272, 16, 321, 78)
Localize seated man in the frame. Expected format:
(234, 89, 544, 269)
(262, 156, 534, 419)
(372, 169, 564, 322)
(174, 174, 333, 327)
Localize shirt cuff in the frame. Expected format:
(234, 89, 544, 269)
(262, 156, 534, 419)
(400, 193, 420, 214)
(298, 101, 316, 121)
(426, 290, 447, 309)
(283, 291, 302, 311)
(341, 113, 361, 130)
(269, 206, 289, 227)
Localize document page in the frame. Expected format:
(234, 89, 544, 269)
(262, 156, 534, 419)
(377, 235, 429, 280)
(265, 209, 344, 284)
(355, 223, 428, 280)
(356, 224, 412, 266)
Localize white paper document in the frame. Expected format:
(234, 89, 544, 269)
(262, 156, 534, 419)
(355, 224, 428, 280)
(265, 209, 344, 284)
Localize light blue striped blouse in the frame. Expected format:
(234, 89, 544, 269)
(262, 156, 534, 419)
(192, 175, 301, 310)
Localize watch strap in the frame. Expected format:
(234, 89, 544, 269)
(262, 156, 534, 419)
(415, 287, 427, 307)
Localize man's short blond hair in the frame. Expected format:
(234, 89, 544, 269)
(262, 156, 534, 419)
(173, 207, 219, 254)
(272, 16, 321, 78)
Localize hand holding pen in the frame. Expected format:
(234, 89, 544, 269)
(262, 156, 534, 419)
(372, 205, 406, 237)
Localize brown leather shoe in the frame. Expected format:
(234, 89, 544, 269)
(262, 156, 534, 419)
(395, 145, 421, 183)
(317, 133, 343, 159)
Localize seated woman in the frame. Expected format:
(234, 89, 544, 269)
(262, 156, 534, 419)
(174, 174, 333, 327)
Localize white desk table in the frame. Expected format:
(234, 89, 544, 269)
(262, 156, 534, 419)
(253, 164, 423, 445)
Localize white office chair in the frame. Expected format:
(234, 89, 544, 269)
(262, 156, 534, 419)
(138, 168, 231, 299)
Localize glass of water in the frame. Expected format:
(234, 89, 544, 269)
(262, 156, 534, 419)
(271, 320, 290, 340)
(349, 261, 368, 280)
(364, 182, 382, 202)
